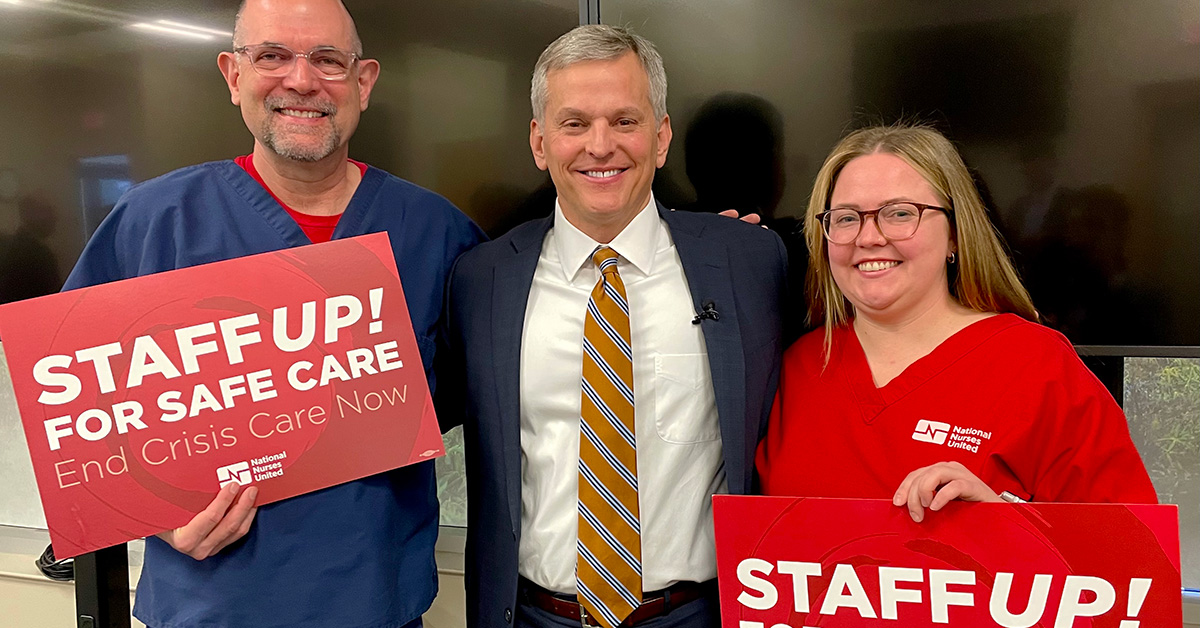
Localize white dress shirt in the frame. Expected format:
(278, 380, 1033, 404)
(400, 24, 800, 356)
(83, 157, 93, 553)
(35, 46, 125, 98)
(517, 195, 726, 594)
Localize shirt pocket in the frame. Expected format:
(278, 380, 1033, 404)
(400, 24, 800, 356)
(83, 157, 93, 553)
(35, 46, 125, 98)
(653, 353, 720, 444)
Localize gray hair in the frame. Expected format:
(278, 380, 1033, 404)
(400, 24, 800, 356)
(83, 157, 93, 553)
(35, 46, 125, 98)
(531, 25, 667, 123)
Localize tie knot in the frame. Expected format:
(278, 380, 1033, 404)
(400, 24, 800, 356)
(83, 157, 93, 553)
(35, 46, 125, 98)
(591, 246, 620, 275)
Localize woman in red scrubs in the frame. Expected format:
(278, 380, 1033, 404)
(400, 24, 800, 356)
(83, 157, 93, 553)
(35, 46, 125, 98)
(755, 124, 1157, 519)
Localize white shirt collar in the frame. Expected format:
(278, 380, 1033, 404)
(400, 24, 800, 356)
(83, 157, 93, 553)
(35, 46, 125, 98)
(552, 194, 660, 282)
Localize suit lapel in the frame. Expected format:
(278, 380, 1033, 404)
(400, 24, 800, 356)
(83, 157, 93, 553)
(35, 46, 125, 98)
(659, 204, 750, 494)
(492, 217, 552, 534)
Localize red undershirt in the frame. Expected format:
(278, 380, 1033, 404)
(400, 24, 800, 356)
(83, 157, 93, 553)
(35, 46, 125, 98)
(234, 154, 367, 244)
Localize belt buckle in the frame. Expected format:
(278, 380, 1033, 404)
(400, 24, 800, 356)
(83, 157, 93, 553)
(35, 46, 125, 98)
(579, 603, 590, 627)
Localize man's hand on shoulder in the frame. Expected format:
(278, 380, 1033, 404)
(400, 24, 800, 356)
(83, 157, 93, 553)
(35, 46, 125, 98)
(157, 481, 259, 560)
(717, 209, 763, 226)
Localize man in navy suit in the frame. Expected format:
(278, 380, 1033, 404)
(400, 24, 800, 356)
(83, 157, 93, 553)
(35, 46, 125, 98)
(445, 25, 787, 628)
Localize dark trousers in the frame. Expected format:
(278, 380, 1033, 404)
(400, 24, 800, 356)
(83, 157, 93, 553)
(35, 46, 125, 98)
(515, 595, 719, 628)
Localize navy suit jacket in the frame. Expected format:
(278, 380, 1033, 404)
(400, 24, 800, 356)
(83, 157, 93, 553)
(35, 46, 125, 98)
(444, 203, 788, 628)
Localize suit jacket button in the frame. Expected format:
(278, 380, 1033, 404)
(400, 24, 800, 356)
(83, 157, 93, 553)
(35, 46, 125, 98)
(505, 608, 513, 623)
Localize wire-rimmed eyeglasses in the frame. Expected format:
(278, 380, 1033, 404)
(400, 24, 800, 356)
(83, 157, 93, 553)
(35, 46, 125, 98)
(815, 202, 953, 244)
(234, 44, 359, 80)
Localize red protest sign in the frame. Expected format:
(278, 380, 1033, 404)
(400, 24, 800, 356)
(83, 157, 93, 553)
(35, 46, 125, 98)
(0, 233, 444, 559)
(714, 496, 1180, 628)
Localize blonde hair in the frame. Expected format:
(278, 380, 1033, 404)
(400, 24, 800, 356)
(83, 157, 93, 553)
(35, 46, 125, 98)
(805, 124, 1037, 346)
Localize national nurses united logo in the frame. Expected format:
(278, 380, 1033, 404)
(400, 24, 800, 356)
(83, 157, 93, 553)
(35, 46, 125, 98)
(911, 419, 992, 453)
(911, 419, 951, 445)
(215, 452, 288, 488)
(216, 461, 252, 488)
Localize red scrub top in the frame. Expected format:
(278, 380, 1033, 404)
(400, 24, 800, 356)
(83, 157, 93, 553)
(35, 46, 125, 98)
(756, 314, 1157, 504)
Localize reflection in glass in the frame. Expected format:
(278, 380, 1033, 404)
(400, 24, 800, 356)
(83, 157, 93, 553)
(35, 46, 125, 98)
(78, 155, 133, 241)
(607, 0, 1200, 347)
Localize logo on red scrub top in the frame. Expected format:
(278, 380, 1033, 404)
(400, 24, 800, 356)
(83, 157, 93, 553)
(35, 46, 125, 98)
(912, 420, 993, 454)
(911, 419, 951, 445)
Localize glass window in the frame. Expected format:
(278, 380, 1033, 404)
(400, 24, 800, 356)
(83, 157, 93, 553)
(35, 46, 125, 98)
(1125, 357, 1200, 586)
(437, 427, 468, 527)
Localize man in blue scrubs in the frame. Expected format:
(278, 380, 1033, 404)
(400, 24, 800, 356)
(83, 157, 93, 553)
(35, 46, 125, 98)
(63, 0, 483, 626)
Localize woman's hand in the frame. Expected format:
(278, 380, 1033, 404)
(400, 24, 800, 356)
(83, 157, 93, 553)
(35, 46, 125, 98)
(892, 461, 1002, 522)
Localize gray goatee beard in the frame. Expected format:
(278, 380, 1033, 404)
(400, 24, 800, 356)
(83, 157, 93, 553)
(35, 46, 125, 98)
(260, 98, 341, 162)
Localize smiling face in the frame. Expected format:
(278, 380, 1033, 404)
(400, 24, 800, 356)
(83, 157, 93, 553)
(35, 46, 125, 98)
(827, 152, 956, 323)
(530, 52, 671, 242)
(217, 0, 379, 164)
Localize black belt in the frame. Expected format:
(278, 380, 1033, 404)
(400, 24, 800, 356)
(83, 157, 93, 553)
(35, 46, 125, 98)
(520, 577, 717, 627)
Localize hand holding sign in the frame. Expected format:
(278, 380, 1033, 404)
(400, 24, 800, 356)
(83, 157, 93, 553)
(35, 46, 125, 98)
(892, 461, 1002, 522)
(0, 234, 445, 559)
(158, 481, 259, 560)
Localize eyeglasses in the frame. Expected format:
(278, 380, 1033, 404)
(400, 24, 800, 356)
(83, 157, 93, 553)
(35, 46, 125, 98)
(234, 44, 359, 80)
(816, 202, 952, 244)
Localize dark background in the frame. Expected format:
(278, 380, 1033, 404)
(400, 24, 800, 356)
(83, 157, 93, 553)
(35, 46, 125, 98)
(0, 0, 1196, 347)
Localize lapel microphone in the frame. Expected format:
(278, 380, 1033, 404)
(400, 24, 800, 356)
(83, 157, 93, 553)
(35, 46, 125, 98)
(692, 300, 720, 324)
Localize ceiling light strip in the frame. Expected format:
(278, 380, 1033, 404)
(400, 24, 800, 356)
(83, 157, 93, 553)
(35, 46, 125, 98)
(129, 22, 215, 40)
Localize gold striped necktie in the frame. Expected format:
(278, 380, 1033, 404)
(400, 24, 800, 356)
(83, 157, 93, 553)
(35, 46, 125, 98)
(577, 245, 642, 628)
